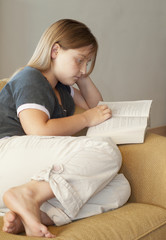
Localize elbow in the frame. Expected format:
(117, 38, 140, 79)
(22, 122, 53, 136)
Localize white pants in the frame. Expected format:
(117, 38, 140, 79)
(0, 135, 131, 225)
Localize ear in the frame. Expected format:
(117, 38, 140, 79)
(51, 43, 61, 59)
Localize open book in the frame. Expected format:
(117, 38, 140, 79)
(86, 100, 152, 144)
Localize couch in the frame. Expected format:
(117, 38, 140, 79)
(0, 78, 166, 240)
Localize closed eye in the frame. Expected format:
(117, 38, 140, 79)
(76, 58, 84, 64)
(87, 60, 91, 66)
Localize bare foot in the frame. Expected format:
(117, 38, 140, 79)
(3, 184, 55, 238)
(3, 211, 53, 235)
(3, 211, 24, 234)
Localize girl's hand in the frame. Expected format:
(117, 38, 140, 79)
(19, 105, 112, 136)
(82, 105, 112, 127)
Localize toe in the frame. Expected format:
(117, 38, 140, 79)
(45, 231, 56, 238)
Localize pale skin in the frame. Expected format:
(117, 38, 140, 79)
(19, 44, 111, 136)
(3, 44, 112, 237)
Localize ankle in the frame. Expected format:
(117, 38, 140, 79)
(29, 180, 54, 203)
(21, 182, 42, 206)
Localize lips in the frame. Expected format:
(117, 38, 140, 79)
(74, 76, 80, 80)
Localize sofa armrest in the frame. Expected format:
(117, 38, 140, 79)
(119, 133, 166, 209)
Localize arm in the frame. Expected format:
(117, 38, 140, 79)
(19, 105, 111, 136)
(73, 76, 103, 109)
(18, 73, 111, 136)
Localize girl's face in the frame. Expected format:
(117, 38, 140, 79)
(51, 44, 94, 85)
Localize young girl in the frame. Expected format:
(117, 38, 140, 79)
(0, 19, 131, 238)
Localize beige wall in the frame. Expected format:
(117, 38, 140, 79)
(0, 0, 166, 127)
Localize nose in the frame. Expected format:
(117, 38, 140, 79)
(80, 62, 87, 75)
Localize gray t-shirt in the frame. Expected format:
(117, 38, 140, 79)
(0, 66, 75, 138)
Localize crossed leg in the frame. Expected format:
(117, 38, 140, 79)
(3, 211, 24, 234)
(3, 210, 54, 235)
(2, 180, 55, 238)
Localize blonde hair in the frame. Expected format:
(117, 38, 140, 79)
(27, 19, 98, 76)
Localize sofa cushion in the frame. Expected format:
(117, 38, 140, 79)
(0, 78, 9, 91)
(0, 203, 166, 240)
(119, 133, 166, 209)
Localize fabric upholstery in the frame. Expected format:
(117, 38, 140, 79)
(0, 203, 166, 240)
(0, 78, 166, 239)
(0, 78, 8, 90)
(119, 133, 166, 209)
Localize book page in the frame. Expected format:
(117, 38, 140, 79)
(87, 116, 147, 144)
(108, 128, 145, 144)
(87, 116, 147, 135)
(99, 100, 152, 117)
(87, 100, 152, 144)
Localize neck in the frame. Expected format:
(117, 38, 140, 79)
(41, 70, 58, 89)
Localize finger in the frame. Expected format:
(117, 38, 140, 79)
(98, 104, 109, 110)
(102, 108, 112, 116)
(105, 112, 112, 119)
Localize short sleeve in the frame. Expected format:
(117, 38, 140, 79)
(10, 67, 56, 118)
(17, 103, 51, 119)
